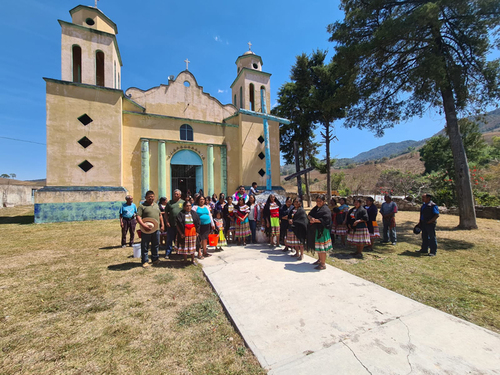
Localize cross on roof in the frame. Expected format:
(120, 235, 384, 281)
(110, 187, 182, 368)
(94, 0, 100, 8)
(185, 58, 190, 70)
(248, 41, 252, 51)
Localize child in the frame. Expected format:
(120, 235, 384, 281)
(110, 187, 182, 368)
(223, 196, 236, 243)
(214, 210, 226, 250)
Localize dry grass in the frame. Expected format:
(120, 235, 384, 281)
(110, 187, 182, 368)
(0, 206, 265, 375)
(311, 211, 500, 333)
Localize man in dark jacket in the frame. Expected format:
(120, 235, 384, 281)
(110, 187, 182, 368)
(417, 194, 440, 256)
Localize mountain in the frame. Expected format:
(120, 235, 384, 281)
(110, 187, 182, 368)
(350, 140, 426, 163)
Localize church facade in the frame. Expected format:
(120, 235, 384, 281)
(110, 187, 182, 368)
(35, 5, 289, 223)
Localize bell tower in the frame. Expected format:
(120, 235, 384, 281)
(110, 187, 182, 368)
(60, 5, 122, 89)
(230, 44, 271, 113)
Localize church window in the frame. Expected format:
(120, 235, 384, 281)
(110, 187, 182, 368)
(253, 63, 258, 69)
(258, 135, 264, 144)
(96, 51, 105, 86)
(258, 169, 265, 177)
(239, 87, 243, 108)
(72, 45, 82, 83)
(78, 136, 93, 148)
(258, 152, 265, 159)
(180, 124, 193, 141)
(234, 94, 237, 106)
(78, 113, 93, 126)
(78, 160, 94, 172)
(184, 81, 190, 87)
(85, 18, 95, 26)
(249, 83, 255, 111)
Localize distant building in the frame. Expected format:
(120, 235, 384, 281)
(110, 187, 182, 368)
(35, 4, 289, 224)
(1, 179, 44, 207)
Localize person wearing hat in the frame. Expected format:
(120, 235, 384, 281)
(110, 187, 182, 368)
(137, 190, 165, 267)
(417, 194, 440, 256)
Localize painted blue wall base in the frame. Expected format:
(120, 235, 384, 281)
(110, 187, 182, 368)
(35, 201, 122, 224)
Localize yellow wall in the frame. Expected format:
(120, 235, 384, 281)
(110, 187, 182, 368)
(45, 81, 123, 186)
(126, 72, 235, 124)
(71, 7, 117, 35)
(122, 112, 238, 202)
(61, 23, 121, 89)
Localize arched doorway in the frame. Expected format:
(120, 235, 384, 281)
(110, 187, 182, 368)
(171, 149, 203, 196)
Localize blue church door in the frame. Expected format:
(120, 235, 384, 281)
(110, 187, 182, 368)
(170, 150, 203, 196)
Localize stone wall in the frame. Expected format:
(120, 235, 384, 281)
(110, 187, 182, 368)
(0, 184, 43, 207)
(291, 193, 500, 219)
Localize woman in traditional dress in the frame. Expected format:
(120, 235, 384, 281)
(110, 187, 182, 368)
(347, 199, 371, 259)
(213, 210, 226, 250)
(247, 195, 259, 244)
(286, 198, 308, 260)
(176, 201, 200, 263)
(223, 196, 236, 243)
(264, 194, 282, 247)
(215, 193, 226, 212)
(192, 195, 215, 259)
(235, 197, 251, 246)
(335, 198, 349, 247)
(280, 197, 293, 251)
(308, 195, 333, 270)
(329, 198, 338, 245)
(364, 197, 380, 251)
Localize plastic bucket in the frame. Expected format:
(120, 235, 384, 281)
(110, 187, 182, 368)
(132, 243, 141, 258)
(208, 234, 219, 247)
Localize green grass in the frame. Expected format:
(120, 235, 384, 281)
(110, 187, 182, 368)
(0, 206, 265, 375)
(309, 211, 500, 333)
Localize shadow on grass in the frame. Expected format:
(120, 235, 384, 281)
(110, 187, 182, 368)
(0, 215, 34, 225)
(100, 245, 124, 250)
(108, 262, 143, 271)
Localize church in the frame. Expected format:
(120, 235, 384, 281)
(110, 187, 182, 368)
(35, 5, 289, 223)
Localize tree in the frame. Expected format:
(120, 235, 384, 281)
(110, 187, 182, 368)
(273, 54, 320, 207)
(420, 119, 490, 174)
(309, 50, 356, 203)
(0, 174, 10, 178)
(329, 0, 500, 229)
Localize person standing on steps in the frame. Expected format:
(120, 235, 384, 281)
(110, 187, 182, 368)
(417, 194, 440, 257)
(380, 195, 398, 245)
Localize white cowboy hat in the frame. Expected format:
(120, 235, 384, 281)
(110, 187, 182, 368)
(141, 217, 159, 234)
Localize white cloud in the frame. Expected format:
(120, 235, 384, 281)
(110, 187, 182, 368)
(214, 36, 221, 42)
(218, 89, 227, 93)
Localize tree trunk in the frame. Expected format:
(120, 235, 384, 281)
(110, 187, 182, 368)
(441, 87, 477, 229)
(324, 122, 332, 204)
(302, 149, 312, 208)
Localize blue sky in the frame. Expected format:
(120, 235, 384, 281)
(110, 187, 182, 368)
(0, 0, 497, 180)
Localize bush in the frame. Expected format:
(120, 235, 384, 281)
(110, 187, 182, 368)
(474, 191, 500, 206)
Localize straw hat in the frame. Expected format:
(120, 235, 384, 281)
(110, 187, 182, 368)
(141, 218, 159, 234)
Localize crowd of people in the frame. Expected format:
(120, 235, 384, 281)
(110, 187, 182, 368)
(119, 186, 440, 269)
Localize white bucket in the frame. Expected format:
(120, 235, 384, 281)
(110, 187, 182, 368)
(132, 243, 141, 258)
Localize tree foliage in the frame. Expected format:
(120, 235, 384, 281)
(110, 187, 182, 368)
(328, 0, 500, 228)
(420, 119, 490, 174)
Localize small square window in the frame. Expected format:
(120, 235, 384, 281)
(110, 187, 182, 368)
(78, 136, 92, 148)
(78, 114, 93, 126)
(258, 169, 265, 177)
(78, 160, 93, 172)
(258, 135, 264, 144)
(258, 152, 265, 160)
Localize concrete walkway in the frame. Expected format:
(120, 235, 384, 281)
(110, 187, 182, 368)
(202, 245, 500, 374)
